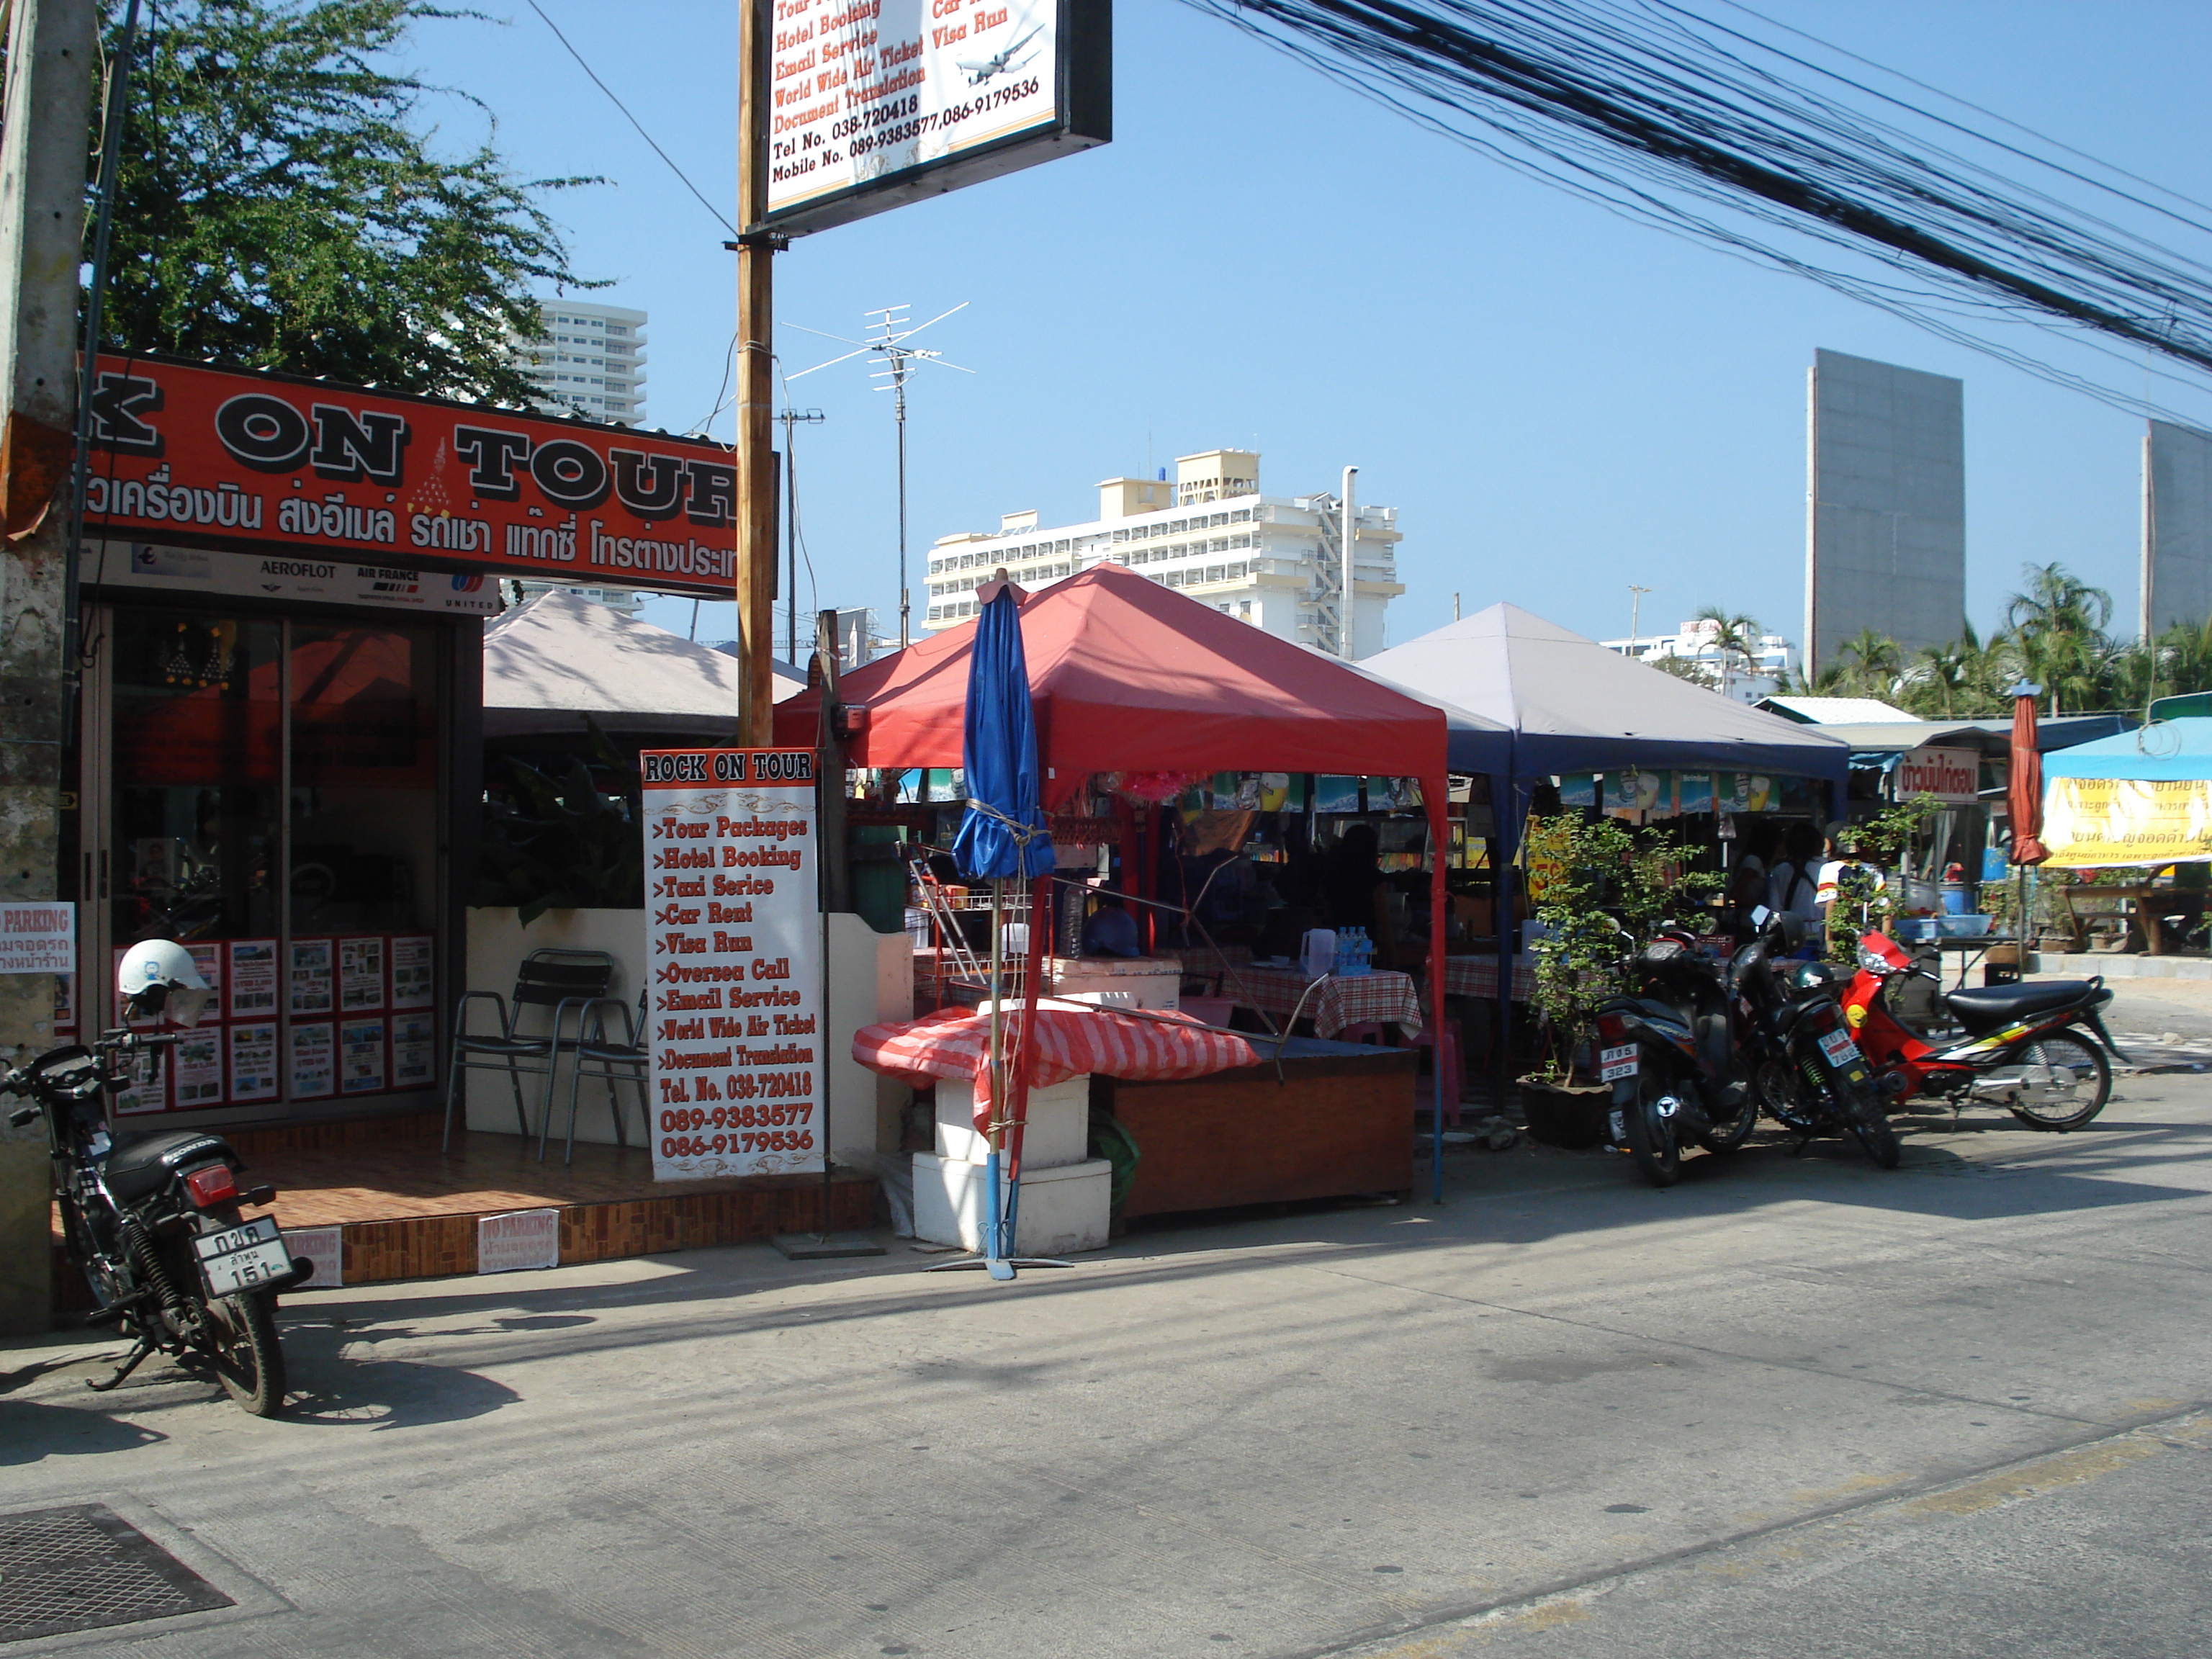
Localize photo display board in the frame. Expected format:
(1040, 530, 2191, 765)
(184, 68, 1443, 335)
(764, 0, 1111, 235)
(639, 748, 824, 1181)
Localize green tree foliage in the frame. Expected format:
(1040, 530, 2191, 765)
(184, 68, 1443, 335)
(99, 0, 594, 403)
(1691, 606, 1763, 700)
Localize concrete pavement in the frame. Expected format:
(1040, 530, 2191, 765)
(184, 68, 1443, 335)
(2, 1071, 2208, 1658)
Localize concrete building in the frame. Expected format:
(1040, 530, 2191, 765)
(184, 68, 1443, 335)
(2142, 420, 2212, 638)
(511, 300, 647, 425)
(1805, 349, 1965, 674)
(1600, 616, 1797, 705)
(504, 579, 646, 616)
(922, 450, 1404, 657)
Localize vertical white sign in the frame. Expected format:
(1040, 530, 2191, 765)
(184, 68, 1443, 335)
(639, 748, 824, 1182)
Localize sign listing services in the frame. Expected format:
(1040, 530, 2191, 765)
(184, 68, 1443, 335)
(640, 748, 824, 1181)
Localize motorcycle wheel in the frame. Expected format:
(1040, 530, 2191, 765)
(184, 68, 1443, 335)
(1755, 1058, 1815, 1132)
(209, 1289, 286, 1416)
(1623, 1070, 1683, 1188)
(2003, 1033, 2113, 1132)
(1844, 1092, 1902, 1170)
(1697, 1080, 1761, 1155)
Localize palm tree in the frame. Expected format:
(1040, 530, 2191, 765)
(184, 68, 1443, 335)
(1693, 606, 1764, 701)
(2004, 562, 2113, 715)
(1831, 627, 1904, 699)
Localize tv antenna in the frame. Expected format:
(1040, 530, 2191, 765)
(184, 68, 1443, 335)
(778, 407, 827, 664)
(787, 302, 972, 647)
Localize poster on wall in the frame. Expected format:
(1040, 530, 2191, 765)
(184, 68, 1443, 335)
(182, 943, 223, 1010)
(390, 1012, 436, 1091)
(53, 972, 73, 1033)
(289, 1020, 335, 1100)
(389, 935, 435, 1010)
(638, 747, 824, 1182)
(171, 1029, 225, 1110)
(339, 936, 386, 1012)
(290, 938, 334, 1015)
(228, 1021, 280, 1102)
(227, 939, 279, 1018)
(338, 1017, 387, 1094)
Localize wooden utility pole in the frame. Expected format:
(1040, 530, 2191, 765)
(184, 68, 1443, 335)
(734, 0, 780, 745)
(0, 0, 96, 1336)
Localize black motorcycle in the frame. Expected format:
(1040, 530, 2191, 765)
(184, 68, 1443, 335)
(1595, 930, 1761, 1187)
(1731, 909, 1900, 1169)
(3, 1026, 309, 1416)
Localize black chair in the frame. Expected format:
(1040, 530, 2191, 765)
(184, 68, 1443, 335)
(443, 948, 615, 1154)
(553, 989, 650, 1166)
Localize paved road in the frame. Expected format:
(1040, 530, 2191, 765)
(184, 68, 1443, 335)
(3, 1071, 2208, 1658)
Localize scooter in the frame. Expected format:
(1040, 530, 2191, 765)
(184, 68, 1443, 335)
(1842, 930, 2127, 1131)
(1594, 930, 1760, 1187)
(1731, 909, 1901, 1169)
(1, 941, 310, 1415)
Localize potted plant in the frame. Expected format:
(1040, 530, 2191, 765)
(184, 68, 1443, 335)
(1521, 814, 1720, 1146)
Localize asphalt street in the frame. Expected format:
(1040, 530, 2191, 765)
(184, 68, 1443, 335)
(2, 1050, 2208, 1658)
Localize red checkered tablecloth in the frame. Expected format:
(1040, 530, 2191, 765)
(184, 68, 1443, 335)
(853, 1000, 1262, 1129)
(1228, 967, 1423, 1040)
(1444, 956, 1537, 1001)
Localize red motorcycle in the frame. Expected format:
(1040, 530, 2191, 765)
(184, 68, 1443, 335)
(1840, 930, 2126, 1131)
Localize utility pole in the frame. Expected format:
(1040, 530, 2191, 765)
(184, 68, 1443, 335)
(779, 406, 824, 664)
(732, 0, 781, 745)
(0, 0, 96, 1336)
(1629, 583, 1651, 641)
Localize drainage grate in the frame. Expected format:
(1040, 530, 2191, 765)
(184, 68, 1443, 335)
(0, 1504, 232, 1643)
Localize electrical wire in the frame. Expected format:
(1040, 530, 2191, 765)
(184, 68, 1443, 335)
(523, 0, 736, 236)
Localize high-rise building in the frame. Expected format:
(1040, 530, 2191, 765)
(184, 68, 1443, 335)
(922, 450, 1404, 657)
(511, 300, 647, 425)
(1804, 349, 1965, 674)
(2142, 419, 2212, 639)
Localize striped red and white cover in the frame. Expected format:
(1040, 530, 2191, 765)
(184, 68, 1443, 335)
(853, 999, 1262, 1126)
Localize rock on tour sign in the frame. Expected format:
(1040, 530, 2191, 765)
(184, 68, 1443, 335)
(639, 748, 824, 1181)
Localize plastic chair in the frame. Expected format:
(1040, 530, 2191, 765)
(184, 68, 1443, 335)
(1336, 1021, 1387, 1045)
(443, 948, 615, 1153)
(1411, 1022, 1465, 1127)
(555, 990, 650, 1165)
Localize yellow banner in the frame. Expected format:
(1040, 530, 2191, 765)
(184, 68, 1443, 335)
(2041, 776, 2212, 866)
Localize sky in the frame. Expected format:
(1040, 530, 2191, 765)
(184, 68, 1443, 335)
(398, 1, 2212, 656)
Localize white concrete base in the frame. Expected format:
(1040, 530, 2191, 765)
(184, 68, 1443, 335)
(2035, 952, 2212, 981)
(912, 1153, 1112, 1256)
(934, 1074, 1091, 1168)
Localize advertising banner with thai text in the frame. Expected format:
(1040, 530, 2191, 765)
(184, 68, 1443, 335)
(82, 354, 737, 596)
(2043, 776, 2212, 867)
(640, 748, 824, 1179)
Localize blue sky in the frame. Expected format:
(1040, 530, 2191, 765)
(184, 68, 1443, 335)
(405, 1, 2212, 655)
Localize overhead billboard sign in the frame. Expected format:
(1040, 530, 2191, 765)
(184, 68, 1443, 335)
(81, 354, 739, 598)
(763, 0, 1111, 235)
(1895, 745, 1980, 805)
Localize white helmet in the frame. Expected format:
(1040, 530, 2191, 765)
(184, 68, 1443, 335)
(117, 938, 212, 1027)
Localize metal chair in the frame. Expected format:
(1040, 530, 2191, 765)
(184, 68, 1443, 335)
(554, 989, 650, 1166)
(443, 948, 615, 1153)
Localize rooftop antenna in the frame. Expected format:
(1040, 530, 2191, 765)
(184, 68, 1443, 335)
(778, 406, 827, 663)
(786, 302, 973, 648)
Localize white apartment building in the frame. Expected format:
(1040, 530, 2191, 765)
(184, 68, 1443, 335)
(922, 450, 1404, 657)
(511, 300, 647, 425)
(1600, 616, 1798, 704)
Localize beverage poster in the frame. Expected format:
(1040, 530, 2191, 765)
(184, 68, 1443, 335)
(289, 1020, 335, 1099)
(226, 938, 279, 1017)
(228, 1021, 279, 1102)
(339, 1016, 387, 1094)
(389, 934, 435, 1010)
(339, 935, 386, 1012)
(639, 747, 824, 1182)
(289, 938, 334, 1015)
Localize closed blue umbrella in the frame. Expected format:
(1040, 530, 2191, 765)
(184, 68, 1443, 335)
(952, 577, 1052, 1276)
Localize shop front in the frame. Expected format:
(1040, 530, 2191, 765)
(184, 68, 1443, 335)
(66, 353, 736, 1133)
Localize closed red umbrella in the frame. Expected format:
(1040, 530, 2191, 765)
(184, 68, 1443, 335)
(2009, 683, 2050, 866)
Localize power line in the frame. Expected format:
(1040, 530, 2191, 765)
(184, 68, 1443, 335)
(523, 0, 736, 237)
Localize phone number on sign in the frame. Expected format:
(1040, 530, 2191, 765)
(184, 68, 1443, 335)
(662, 1129, 814, 1159)
(840, 78, 1043, 155)
(659, 1102, 814, 1133)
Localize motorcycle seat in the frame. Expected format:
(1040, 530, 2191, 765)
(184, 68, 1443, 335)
(104, 1130, 233, 1203)
(1942, 980, 2098, 1029)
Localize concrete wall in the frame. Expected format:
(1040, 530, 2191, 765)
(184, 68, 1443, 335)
(462, 907, 906, 1164)
(1805, 349, 1966, 674)
(2144, 420, 2212, 638)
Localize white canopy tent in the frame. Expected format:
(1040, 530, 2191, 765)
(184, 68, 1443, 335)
(482, 590, 804, 738)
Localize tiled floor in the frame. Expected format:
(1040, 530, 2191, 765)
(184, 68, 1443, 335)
(246, 1131, 818, 1228)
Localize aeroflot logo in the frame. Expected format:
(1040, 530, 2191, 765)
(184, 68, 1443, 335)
(88, 369, 734, 529)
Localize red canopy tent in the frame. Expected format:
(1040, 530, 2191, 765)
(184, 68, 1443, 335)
(778, 563, 1456, 1160)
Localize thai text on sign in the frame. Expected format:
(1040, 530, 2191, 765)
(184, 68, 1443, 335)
(2042, 776, 2212, 868)
(639, 749, 824, 1180)
(0, 903, 74, 976)
(1896, 745, 1980, 805)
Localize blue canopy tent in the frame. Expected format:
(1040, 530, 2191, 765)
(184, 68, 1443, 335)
(1363, 604, 1853, 1088)
(2040, 718, 2212, 783)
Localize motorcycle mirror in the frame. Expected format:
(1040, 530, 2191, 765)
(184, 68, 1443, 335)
(1750, 905, 1773, 927)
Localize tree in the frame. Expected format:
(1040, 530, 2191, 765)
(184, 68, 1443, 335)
(96, 0, 595, 405)
(1692, 606, 1763, 700)
(1648, 652, 1718, 690)
(2004, 562, 2113, 716)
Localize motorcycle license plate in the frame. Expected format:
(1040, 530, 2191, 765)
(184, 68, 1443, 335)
(193, 1215, 292, 1297)
(1816, 1028, 1861, 1069)
(1599, 1043, 1640, 1083)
